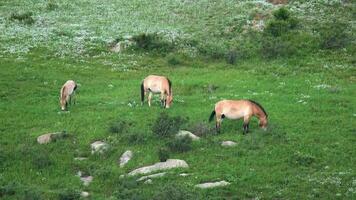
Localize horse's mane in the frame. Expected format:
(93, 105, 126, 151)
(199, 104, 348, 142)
(248, 100, 268, 118)
(167, 78, 172, 95)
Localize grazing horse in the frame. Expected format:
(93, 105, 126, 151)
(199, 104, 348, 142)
(209, 99, 268, 134)
(60, 80, 77, 111)
(141, 75, 173, 108)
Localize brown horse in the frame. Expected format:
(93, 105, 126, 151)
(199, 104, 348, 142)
(60, 80, 77, 111)
(141, 75, 173, 108)
(209, 99, 268, 134)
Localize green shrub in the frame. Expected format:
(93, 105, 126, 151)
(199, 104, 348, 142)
(319, 21, 349, 49)
(261, 36, 296, 58)
(10, 12, 35, 25)
(109, 120, 131, 134)
(153, 184, 194, 200)
(226, 50, 237, 65)
(0, 182, 17, 197)
(158, 148, 170, 162)
(188, 122, 214, 137)
(32, 150, 53, 169)
(46, 1, 59, 11)
(23, 189, 41, 200)
(58, 189, 80, 200)
(265, 7, 297, 37)
(126, 133, 148, 145)
(291, 151, 315, 167)
(152, 112, 187, 137)
(113, 178, 143, 200)
(167, 55, 182, 66)
(167, 135, 192, 153)
(132, 33, 174, 53)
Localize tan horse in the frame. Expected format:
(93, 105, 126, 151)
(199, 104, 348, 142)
(60, 80, 77, 111)
(141, 75, 173, 108)
(209, 99, 268, 134)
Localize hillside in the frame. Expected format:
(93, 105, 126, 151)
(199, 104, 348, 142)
(0, 0, 355, 199)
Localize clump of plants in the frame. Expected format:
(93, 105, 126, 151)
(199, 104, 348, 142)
(158, 147, 170, 162)
(264, 7, 298, 37)
(153, 183, 195, 200)
(46, 1, 59, 11)
(9, 11, 35, 25)
(109, 120, 131, 134)
(152, 112, 187, 137)
(319, 20, 349, 49)
(290, 151, 316, 167)
(167, 135, 192, 153)
(132, 33, 174, 53)
(58, 189, 80, 200)
(226, 50, 238, 65)
(188, 122, 214, 137)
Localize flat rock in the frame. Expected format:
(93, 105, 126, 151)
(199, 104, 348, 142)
(119, 150, 133, 168)
(144, 179, 152, 184)
(74, 157, 88, 161)
(137, 172, 166, 182)
(195, 181, 230, 189)
(91, 141, 109, 154)
(128, 159, 188, 176)
(176, 130, 200, 141)
(221, 141, 237, 147)
(179, 173, 190, 177)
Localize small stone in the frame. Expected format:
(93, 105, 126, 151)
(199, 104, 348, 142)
(91, 141, 109, 154)
(221, 141, 237, 147)
(81, 191, 89, 198)
(195, 181, 230, 189)
(119, 150, 133, 168)
(176, 130, 200, 141)
(37, 132, 64, 144)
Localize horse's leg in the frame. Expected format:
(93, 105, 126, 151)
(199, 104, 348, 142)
(160, 92, 165, 108)
(73, 91, 76, 105)
(216, 115, 222, 134)
(243, 115, 251, 134)
(148, 92, 152, 107)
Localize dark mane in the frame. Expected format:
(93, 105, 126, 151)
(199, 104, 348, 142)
(248, 100, 268, 118)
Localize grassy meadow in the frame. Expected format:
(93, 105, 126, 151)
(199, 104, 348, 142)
(0, 0, 355, 199)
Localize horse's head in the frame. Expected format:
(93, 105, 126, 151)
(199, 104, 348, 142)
(165, 94, 173, 108)
(259, 116, 268, 130)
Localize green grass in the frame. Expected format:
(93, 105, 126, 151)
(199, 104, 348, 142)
(0, 0, 355, 199)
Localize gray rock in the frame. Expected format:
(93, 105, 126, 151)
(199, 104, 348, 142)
(195, 181, 230, 189)
(37, 132, 64, 144)
(74, 157, 88, 161)
(176, 130, 200, 141)
(144, 179, 152, 184)
(110, 40, 135, 53)
(80, 176, 93, 186)
(81, 191, 89, 198)
(91, 141, 109, 154)
(221, 141, 237, 147)
(137, 172, 166, 182)
(128, 159, 188, 176)
(179, 173, 190, 177)
(119, 150, 133, 168)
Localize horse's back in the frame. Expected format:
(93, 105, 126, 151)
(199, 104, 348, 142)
(143, 75, 169, 93)
(62, 80, 77, 95)
(215, 100, 252, 119)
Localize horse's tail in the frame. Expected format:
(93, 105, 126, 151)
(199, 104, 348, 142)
(209, 110, 216, 122)
(167, 78, 172, 96)
(140, 82, 144, 103)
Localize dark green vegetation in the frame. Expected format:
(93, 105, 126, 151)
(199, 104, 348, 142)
(0, 0, 355, 199)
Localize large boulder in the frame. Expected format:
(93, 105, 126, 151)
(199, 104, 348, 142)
(195, 181, 230, 189)
(91, 141, 109, 154)
(119, 150, 133, 167)
(128, 159, 188, 176)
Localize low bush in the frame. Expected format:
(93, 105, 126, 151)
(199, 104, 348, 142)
(9, 11, 35, 25)
(152, 112, 187, 137)
(264, 7, 298, 37)
(46, 1, 59, 11)
(188, 122, 214, 137)
(290, 151, 316, 167)
(153, 184, 194, 200)
(109, 120, 131, 134)
(132, 33, 174, 53)
(167, 135, 192, 153)
(0, 182, 17, 197)
(58, 189, 80, 200)
(158, 148, 170, 162)
(319, 21, 349, 49)
(226, 50, 237, 65)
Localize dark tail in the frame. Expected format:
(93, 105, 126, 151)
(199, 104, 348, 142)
(140, 82, 144, 103)
(167, 78, 172, 95)
(209, 110, 216, 122)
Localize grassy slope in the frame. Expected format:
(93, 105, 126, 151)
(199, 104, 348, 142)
(0, 0, 355, 199)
